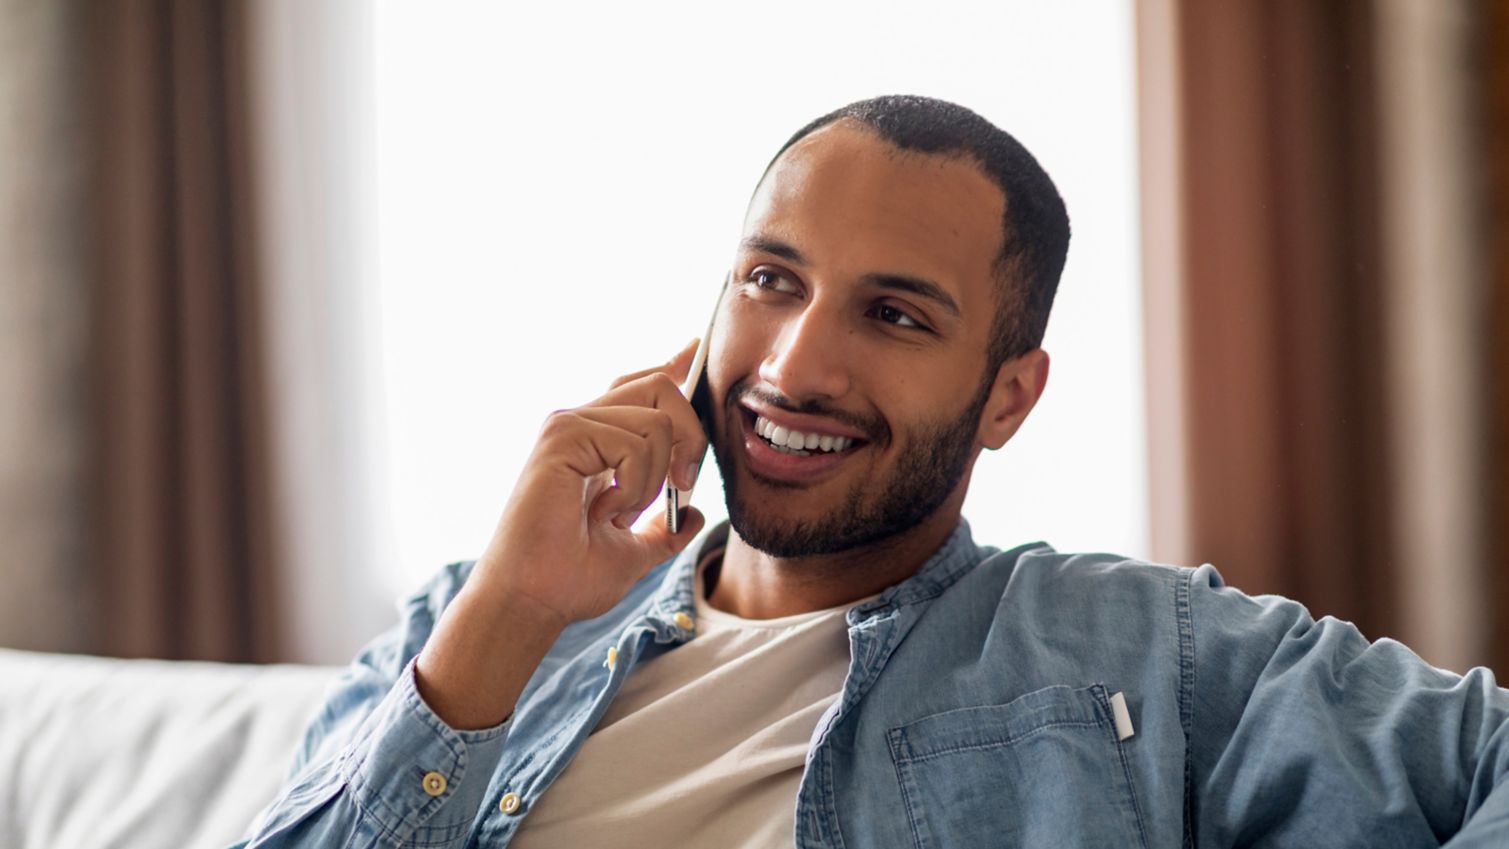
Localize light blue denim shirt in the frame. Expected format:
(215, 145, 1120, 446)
(239, 520, 1509, 847)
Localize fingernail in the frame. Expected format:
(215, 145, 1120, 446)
(681, 462, 700, 490)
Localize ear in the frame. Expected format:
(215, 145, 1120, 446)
(977, 348, 1050, 451)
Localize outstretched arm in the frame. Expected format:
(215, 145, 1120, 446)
(1184, 565, 1509, 848)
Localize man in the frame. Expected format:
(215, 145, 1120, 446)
(241, 96, 1509, 848)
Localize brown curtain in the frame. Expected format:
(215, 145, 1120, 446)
(1176, 1, 1394, 632)
(83, 0, 279, 662)
(1140, 0, 1393, 630)
(1139, 0, 1506, 672)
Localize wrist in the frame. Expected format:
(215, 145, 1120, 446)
(465, 571, 574, 637)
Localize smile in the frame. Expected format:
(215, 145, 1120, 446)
(753, 415, 855, 455)
(736, 402, 870, 484)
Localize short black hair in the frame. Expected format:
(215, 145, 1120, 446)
(767, 95, 1070, 368)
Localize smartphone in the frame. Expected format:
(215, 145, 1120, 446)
(666, 273, 731, 533)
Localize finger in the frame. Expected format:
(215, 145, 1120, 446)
(572, 406, 674, 521)
(587, 445, 651, 528)
(633, 505, 707, 561)
(539, 411, 665, 527)
(607, 338, 700, 391)
(587, 372, 708, 491)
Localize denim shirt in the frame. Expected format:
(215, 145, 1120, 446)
(239, 520, 1509, 848)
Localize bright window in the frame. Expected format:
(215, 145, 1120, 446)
(371, 1, 1145, 596)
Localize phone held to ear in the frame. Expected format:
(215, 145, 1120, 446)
(666, 273, 730, 533)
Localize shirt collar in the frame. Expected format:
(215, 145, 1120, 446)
(644, 518, 992, 630)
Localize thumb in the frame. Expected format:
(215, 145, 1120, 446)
(634, 505, 707, 561)
(666, 338, 700, 387)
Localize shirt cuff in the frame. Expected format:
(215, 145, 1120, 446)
(342, 657, 511, 844)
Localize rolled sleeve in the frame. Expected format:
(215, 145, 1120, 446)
(246, 659, 510, 847)
(241, 561, 517, 848)
(341, 658, 510, 843)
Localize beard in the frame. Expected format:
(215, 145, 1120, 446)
(712, 376, 991, 558)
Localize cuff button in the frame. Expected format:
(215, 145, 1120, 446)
(500, 791, 522, 815)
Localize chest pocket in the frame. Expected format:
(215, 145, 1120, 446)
(886, 683, 1148, 849)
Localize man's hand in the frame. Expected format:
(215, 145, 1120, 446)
(415, 341, 709, 729)
(471, 339, 710, 625)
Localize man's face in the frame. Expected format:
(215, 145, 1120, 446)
(707, 121, 1009, 557)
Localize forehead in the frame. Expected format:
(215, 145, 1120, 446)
(743, 122, 1006, 300)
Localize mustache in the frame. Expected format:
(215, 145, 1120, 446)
(730, 381, 890, 445)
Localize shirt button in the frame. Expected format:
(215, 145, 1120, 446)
(421, 771, 447, 797)
(500, 791, 522, 815)
(673, 611, 695, 631)
(604, 646, 619, 671)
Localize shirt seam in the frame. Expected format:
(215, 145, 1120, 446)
(1178, 566, 1196, 849)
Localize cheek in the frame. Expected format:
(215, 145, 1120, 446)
(707, 307, 770, 396)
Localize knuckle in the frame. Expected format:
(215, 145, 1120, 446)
(617, 462, 646, 487)
(539, 409, 578, 438)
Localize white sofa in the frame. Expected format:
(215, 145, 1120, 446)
(0, 648, 340, 849)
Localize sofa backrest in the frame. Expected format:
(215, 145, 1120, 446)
(0, 648, 338, 849)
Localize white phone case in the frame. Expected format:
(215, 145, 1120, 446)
(666, 274, 731, 532)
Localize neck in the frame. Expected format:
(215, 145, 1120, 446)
(708, 489, 966, 619)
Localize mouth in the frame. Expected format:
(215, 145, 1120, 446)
(736, 403, 870, 483)
(751, 413, 858, 456)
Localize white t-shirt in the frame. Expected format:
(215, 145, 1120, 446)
(507, 551, 867, 848)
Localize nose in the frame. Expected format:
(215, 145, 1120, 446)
(757, 301, 853, 402)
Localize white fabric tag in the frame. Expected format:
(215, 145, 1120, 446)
(1110, 691, 1135, 741)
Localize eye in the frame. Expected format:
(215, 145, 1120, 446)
(870, 302, 925, 330)
(746, 268, 800, 295)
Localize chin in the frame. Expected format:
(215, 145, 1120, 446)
(723, 479, 919, 559)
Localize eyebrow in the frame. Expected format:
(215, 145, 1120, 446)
(740, 235, 807, 265)
(739, 234, 963, 320)
(863, 273, 962, 320)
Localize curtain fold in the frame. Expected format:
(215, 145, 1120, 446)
(84, 0, 279, 662)
(0, 0, 93, 653)
(1171, 0, 1397, 634)
(1140, 0, 1504, 672)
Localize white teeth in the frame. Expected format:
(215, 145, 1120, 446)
(752, 414, 855, 454)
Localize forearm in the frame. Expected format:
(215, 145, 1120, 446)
(242, 346, 706, 846)
(415, 577, 567, 730)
